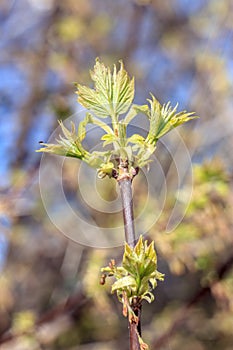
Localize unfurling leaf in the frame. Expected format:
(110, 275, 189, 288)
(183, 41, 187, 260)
(141, 292, 155, 303)
(36, 121, 89, 160)
(101, 236, 164, 309)
(134, 235, 144, 256)
(76, 59, 134, 120)
(124, 104, 149, 125)
(112, 275, 136, 292)
(127, 134, 145, 146)
(78, 113, 92, 141)
(101, 133, 118, 147)
(145, 94, 198, 144)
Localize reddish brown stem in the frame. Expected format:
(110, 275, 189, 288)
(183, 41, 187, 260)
(129, 322, 141, 350)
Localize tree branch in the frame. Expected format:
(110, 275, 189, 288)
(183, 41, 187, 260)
(117, 160, 141, 350)
(118, 177, 136, 247)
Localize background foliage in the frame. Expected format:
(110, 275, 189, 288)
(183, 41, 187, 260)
(0, 1, 233, 349)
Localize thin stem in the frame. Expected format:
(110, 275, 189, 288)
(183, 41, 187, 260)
(117, 160, 141, 350)
(129, 321, 141, 350)
(118, 177, 136, 247)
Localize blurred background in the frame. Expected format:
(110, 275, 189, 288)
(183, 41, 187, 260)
(0, 0, 233, 349)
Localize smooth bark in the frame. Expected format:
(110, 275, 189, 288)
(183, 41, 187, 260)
(118, 177, 136, 247)
(118, 170, 141, 350)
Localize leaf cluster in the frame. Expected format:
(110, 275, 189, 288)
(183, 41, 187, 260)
(37, 59, 197, 178)
(76, 59, 134, 119)
(101, 236, 164, 317)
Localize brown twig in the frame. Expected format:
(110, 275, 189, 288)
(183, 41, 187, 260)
(118, 177, 136, 248)
(117, 159, 141, 350)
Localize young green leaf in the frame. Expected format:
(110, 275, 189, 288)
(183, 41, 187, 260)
(36, 143, 84, 158)
(36, 121, 89, 160)
(76, 59, 134, 120)
(141, 292, 155, 303)
(102, 236, 164, 307)
(145, 94, 198, 144)
(111, 275, 136, 292)
(101, 133, 118, 147)
(97, 162, 114, 178)
(127, 134, 145, 146)
(134, 235, 144, 256)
